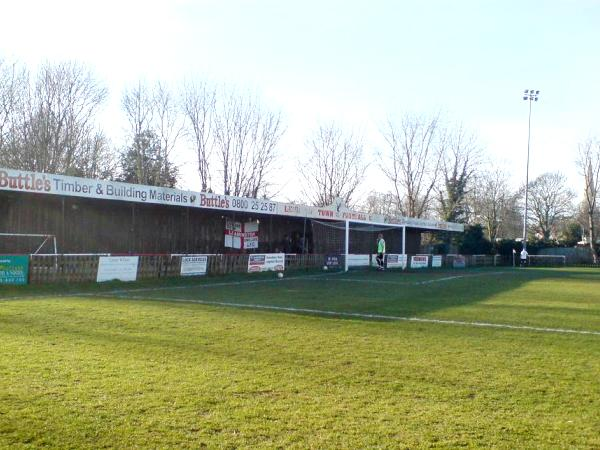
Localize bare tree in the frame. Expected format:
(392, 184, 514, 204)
(525, 172, 575, 240)
(181, 80, 216, 191)
(121, 81, 155, 184)
(154, 82, 184, 185)
(212, 89, 284, 197)
(470, 169, 519, 241)
(7, 61, 108, 175)
(301, 123, 365, 207)
(361, 191, 402, 218)
(437, 125, 480, 223)
(121, 81, 180, 186)
(379, 114, 442, 218)
(244, 109, 284, 198)
(0, 58, 27, 159)
(75, 131, 117, 179)
(576, 139, 600, 263)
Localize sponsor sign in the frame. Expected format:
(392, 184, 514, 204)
(347, 254, 370, 267)
(247, 253, 285, 273)
(0, 255, 29, 285)
(410, 255, 429, 269)
(224, 219, 259, 250)
(453, 255, 466, 269)
(432, 255, 442, 268)
(386, 254, 407, 269)
(97, 256, 139, 282)
(180, 255, 208, 276)
(0, 167, 463, 232)
(324, 254, 341, 268)
(243, 221, 259, 249)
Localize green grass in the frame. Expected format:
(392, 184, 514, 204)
(1, 267, 600, 448)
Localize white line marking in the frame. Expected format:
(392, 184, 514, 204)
(102, 294, 600, 337)
(331, 271, 507, 286)
(0, 272, 341, 301)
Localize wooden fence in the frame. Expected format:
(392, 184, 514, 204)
(24, 253, 509, 285)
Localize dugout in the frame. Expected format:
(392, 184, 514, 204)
(0, 167, 463, 256)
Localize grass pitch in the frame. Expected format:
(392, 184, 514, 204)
(1, 267, 600, 448)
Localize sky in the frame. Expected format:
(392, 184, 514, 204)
(1, 0, 599, 204)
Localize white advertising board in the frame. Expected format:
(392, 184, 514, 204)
(180, 255, 208, 276)
(247, 253, 285, 272)
(386, 254, 407, 269)
(97, 256, 139, 282)
(453, 255, 466, 268)
(410, 255, 429, 269)
(431, 255, 442, 268)
(347, 254, 370, 267)
(243, 221, 259, 249)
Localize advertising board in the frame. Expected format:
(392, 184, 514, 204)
(453, 255, 466, 269)
(247, 253, 285, 273)
(97, 256, 139, 282)
(0, 255, 29, 285)
(410, 255, 429, 269)
(180, 255, 208, 276)
(386, 254, 407, 269)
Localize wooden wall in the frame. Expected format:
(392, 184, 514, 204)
(0, 191, 309, 254)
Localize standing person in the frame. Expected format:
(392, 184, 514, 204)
(520, 247, 528, 267)
(376, 233, 386, 271)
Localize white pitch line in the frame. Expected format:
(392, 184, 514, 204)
(104, 293, 600, 337)
(0, 270, 513, 302)
(0, 272, 341, 301)
(331, 271, 507, 286)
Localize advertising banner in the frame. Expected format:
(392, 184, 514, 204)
(97, 256, 139, 282)
(180, 255, 208, 276)
(248, 253, 285, 273)
(0, 255, 29, 285)
(453, 255, 466, 269)
(386, 254, 407, 269)
(324, 254, 341, 268)
(432, 255, 442, 268)
(347, 254, 370, 267)
(224, 219, 259, 250)
(0, 167, 463, 232)
(410, 255, 429, 269)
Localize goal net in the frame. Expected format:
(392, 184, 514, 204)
(310, 220, 405, 271)
(527, 254, 566, 267)
(0, 233, 58, 255)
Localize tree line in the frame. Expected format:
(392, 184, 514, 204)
(1, 58, 599, 258)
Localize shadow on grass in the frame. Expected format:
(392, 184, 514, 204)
(3, 266, 600, 330)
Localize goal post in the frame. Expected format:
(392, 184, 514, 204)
(310, 219, 406, 272)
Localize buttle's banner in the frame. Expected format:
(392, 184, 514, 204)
(0, 167, 463, 232)
(248, 253, 285, 273)
(0, 255, 29, 285)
